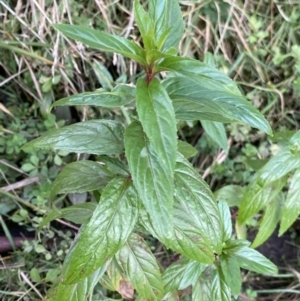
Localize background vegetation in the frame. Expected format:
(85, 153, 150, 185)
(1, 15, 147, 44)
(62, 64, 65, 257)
(1, 0, 300, 300)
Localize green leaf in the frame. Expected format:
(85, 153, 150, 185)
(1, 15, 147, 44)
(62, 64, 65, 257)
(163, 76, 272, 135)
(61, 177, 139, 284)
(174, 154, 222, 254)
(218, 201, 232, 242)
(252, 193, 284, 248)
(233, 247, 278, 275)
(178, 261, 207, 290)
(51, 85, 135, 108)
(22, 120, 124, 155)
(171, 200, 215, 263)
(124, 121, 174, 242)
(92, 60, 113, 90)
(54, 24, 146, 65)
(133, 0, 155, 51)
(192, 277, 212, 301)
(223, 239, 251, 254)
(48, 262, 110, 301)
(280, 168, 300, 235)
(258, 148, 300, 184)
(136, 78, 177, 175)
(214, 185, 245, 207)
(38, 203, 97, 231)
(238, 177, 286, 225)
(219, 254, 241, 295)
(162, 259, 188, 293)
(157, 57, 240, 93)
(148, 0, 184, 51)
(51, 160, 114, 197)
(177, 140, 197, 158)
(289, 130, 300, 154)
(210, 271, 231, 301)
(99, 156, 130, 177)
(116, 233, 164, 300)
(201, 120, 228, 153)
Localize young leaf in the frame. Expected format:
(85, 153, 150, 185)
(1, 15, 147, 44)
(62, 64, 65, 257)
(238, 177, 286, 225)
(22, 120, 124, 155)
(54, 24, 146, 65)
(116, 233, 165, 300)
(51, 160, 114, 197)
(258, 148, 300, 183)
(133, 0, 155, 51)
(280, 168, 300, 235)
(218, 200, 232, 242)
(252, 193, 284, 248)
(174, 154, 222, 254)
(136, 78, 177, 175)
(124, 121, 174, 242)
(48, 262, 110, 301)
(178, 260, 207, 290)
(51, 85, 135, 108)
(233, 247, 278, 275)
(38, 203, 96, 231)
(201, 120, 228, 153)
(177, 140, 197, 158)
(148, 0, 184, 51)
(219, 254, 242, 296)
(61, 177, 139, 284)
(163, 76, 272, 135)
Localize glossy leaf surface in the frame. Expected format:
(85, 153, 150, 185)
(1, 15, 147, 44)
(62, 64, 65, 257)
(219, 254, 241, 295)
(164, 76, 272, 135)
(136, 78, 177, 174)
(162, 259, 188, 293)
(51, 85, 135, 108)
(210, 271, 231, 301)
(62, 177, 138, 284)
(148, 0, 184, 51)
(117, 233, 164, 300)
(51, 160, 114, 197)
(178, 260, 207, 290)
(174, 154, 222, 253)
(280, 168, 300, 235)
(201, 120, 228, 152)
(22, 120, 124, 155)
(157, 57, 240, 92)
(218, 201, 232, 242)
(171, 200, 215, 263)
(125, 121, 174, 241)
(233, 247, 278, 275)
(54, 24, 146, 65)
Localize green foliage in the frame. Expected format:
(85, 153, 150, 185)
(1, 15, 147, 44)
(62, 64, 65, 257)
(20, 1, 291, 300)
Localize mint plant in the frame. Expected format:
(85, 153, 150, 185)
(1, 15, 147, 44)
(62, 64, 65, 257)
(23, 1, 278, 300)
